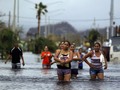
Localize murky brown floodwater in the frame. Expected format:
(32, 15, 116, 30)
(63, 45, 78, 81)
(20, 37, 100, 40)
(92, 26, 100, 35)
(0, 52, 120, 90)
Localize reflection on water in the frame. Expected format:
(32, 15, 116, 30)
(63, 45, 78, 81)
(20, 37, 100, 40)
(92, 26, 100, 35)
(55, 81, 73, 90)
(0, 52, 120, 90)
(41, 68, 55, 75)
(10, 69, 23, 75)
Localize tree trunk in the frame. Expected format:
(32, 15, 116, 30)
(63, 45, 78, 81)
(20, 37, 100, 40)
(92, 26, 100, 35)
(38, 16, 40, 37)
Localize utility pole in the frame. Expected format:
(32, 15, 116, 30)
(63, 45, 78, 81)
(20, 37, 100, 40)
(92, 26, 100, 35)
(52, 22, 55, 34)
(17, 0, 20, 41)
(12, 0, 16, 32)
(47, 16, 50, 36)
(110, 0, 114, 38)
(44, 14, 47, 38)
(93, 17, 96, 29)
(106, 27, 109, 40)
(8, 11, 11, 29)
(17, 0, 19, 28)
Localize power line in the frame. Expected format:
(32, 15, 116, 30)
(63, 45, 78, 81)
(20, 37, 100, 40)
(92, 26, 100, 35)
(23, 0, 35, 4)
(2, 14, 120, 22)
(3, 15, 36, 19)
(46, 1, 63, 6)
(23, 0, 63, 6)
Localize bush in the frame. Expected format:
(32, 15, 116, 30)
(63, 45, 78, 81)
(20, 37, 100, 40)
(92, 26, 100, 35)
(33, 37, 57, 54)
(0, 28, 17, 59)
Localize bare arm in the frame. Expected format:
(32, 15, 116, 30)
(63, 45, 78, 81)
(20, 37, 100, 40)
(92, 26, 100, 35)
(49, 53, 53, 60)
(82, 52, 94, 68)
(21, 55, 25, 66)
(41, 53, 46, 59)
(102, 51, 108, 69)
(49, 54, 56, 65)
(104, 57, 108, 69)
(5, 54, 11, 64)
(54, 49, 62, 63)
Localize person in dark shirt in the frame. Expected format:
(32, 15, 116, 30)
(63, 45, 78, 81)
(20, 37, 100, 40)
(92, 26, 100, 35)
(5, 43, 25, 69)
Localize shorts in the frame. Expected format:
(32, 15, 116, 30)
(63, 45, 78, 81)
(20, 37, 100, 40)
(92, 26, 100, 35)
(89, 68, 104, 75)
(12, 63, 21, 69)
(71, 69, 78, 75)
(57, 69, 71, 76)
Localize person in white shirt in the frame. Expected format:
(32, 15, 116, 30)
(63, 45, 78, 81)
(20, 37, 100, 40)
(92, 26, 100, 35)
(70, 44, 81, 79)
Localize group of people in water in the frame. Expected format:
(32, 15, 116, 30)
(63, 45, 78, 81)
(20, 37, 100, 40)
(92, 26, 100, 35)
(41, 40, 108, 81)
(4, 40, 108, 82)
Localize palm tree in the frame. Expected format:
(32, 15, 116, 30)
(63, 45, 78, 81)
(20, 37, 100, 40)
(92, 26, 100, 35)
(35, 2, 48, 37)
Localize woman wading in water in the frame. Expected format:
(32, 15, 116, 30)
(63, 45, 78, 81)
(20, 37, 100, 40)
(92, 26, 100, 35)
(54, 40, 73, 81)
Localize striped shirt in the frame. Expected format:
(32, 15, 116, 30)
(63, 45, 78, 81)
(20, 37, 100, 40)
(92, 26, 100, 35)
(91, 50, 102, 69)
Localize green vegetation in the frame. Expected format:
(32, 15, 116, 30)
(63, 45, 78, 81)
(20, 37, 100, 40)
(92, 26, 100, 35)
(88, 29, 100, 47)
(27, 37, 57, 54)
(0, 28, 17, 59)
(35, 37, 57, 53)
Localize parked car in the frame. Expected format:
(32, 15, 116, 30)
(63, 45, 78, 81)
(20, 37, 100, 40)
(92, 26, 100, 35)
(110, 45, 120, 61)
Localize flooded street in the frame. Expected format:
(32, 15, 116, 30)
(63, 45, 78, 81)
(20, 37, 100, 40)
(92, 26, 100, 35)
(0, 52, 120, 90)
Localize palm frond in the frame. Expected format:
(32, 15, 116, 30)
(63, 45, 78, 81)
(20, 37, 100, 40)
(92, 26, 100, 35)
(35, 4, 37, 9)
(42, 12, 45, 15)
(35, 2, 48, 19)
(45, 9, 48, 13)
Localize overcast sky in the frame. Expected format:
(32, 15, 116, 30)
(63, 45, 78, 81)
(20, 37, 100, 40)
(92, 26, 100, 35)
(0, 0, 120, 32)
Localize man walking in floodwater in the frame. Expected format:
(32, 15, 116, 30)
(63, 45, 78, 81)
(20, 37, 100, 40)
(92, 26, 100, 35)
(5, 43, 25, 69)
